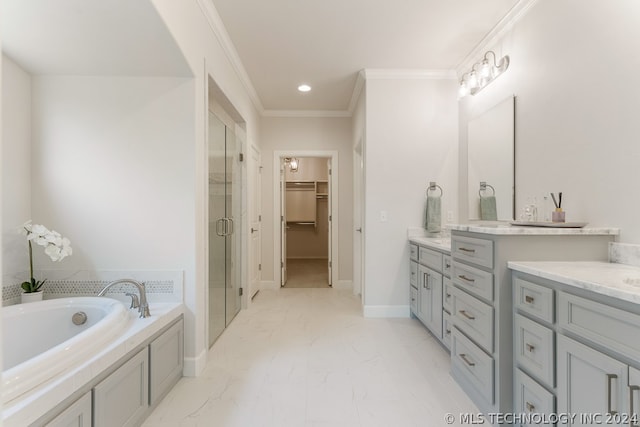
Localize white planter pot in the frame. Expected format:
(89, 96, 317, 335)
(21, 290, 44, 303)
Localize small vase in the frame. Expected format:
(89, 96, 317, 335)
(21, 290, 44, 303)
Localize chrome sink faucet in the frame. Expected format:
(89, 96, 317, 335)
(98, 279, 151, 318)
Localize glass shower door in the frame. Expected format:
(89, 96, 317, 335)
(208, 112, 226, 347)
(225, 125, 242, 326)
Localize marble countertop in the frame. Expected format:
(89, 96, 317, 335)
(508, 261, 640, 305)
(409, 237, 451, 253)
(449, 223, 619, 236)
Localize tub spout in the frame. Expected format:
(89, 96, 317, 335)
(98, 279, 151, 318)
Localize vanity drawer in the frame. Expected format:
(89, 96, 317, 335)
(442, 310, 452, 350)
(515, 314, 554, 388)
(442, 255, 452, 277)
(514, 369, 555, 427)
(452, 236, 493, 269)
(451, 327, 494, 404)
(409, 244, 418, 261)
(452, 288, 494, 353)
(442, 277, 453, 313)
(410, 261, 418, 288)
(410, 286, 418, 314)
(452, 262, 494, 302)
(418, 246, 443, 271)
(559, 292, 640, 361)
(514, 277, 554, 324)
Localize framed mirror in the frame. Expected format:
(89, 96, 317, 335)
(467, 95, 515, 221)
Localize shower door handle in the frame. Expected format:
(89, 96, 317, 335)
(216, 219, 225, 236)
(227, 218, 234, 235)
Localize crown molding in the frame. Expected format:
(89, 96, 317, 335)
(347, 70, 367, 114)
(262, 109, 352, 118)
(196, 0, 265, 114)
(455, 0, 539, 77)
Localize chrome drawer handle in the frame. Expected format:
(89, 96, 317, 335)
(459, 310, 475, 320)
(459, 353, 475, 367)
(526, 343, 535, 352)
(607, 374, 618, 416)
(459, 247, 476, 253)
(445, 262, 451, 269)
(446, 293, 451, 299)
(423, 273, 430, 290)
(525, 295, 535, 304)
(458, 275, 475, 283)
(630, 385, 640, 427)
(446, 329, 451, 335)
(526, 401, 535, 412)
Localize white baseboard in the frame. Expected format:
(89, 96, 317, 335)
(363, 305, 411, 318)
(333, 280, 352, 290)
(182, 348, 207, 377)
(260, 280, 279, 290)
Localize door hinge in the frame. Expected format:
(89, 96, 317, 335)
(329, 261, 332, 267)
(281, 261, 284, 268)
(259, 263, 262, 271)
(239, 153, 244, 162)
(239, 287, 243, 296)
(329, 169, 332, 175)
(281, 215, 284, 222)
(259, 215, 262, 221)
(329, 215, 332, 221)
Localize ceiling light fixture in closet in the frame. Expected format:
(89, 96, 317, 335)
(297, 84, 311, 92)
(458, 50, 510, 98)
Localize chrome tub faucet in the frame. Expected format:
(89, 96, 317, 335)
(98, 279, 151, 318)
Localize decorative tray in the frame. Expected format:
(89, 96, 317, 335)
(510, 221, 588, 228)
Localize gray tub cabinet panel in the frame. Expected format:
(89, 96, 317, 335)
(45, 391, 92, 427)
(93, 347, 149, 427)
(150, 318, 184, 405)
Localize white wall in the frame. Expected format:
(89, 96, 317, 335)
(2, 55, 31, 288)
(260, 116, 353, 285)
(459, 0, 640, 242)
(363, 75, 458, 316)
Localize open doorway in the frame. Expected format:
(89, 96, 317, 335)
(283, 157, 331, 288)
(274, 151, 338, 289)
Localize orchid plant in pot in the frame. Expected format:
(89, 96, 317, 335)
(20, 220, 72, 302)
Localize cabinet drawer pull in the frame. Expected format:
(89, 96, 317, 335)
(526, 401, 535, 412)
(525, 295, 535, 304)
(459, 247, 476, 253)
(446, 329, 451, 335)
(607, 373, 618, 416)
(526, 343, 535, 352)
(630, 385, 640, 427)
(446, 293, 452, 299)
(459, 353, 475, 367)
(459, 310, 475, 320)
(458, 275, 475, 283)
(423, 273, 430, 290)
(445, 262, 451, 269)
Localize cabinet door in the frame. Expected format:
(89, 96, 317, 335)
(630, 367, 640, 427)
(557, 335, 627, 426)
(94, 347, 149, 427)
(46, 391, 92, 427)
(150, 319, 184, 405)
(418, 265, 442, 338)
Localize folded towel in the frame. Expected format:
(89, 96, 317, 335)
(424, 195, 441, 233)
(480, 195, 498, 221)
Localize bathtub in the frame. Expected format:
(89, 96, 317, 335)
(2, 297, 129, 404)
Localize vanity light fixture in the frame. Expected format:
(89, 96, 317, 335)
(284, 157, 299, 172)
(297, 84, 311, 92)
(458, 51, 510, 98)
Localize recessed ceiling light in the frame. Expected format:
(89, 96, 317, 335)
(297, 84, 311, 92)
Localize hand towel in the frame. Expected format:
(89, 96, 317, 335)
(424, 195, 441, 233)
(480, 195, 498, 221)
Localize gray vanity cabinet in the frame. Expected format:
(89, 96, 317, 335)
(93, 347, 149, 427)
(557, 335, 627, 426)
(417, 264, 442, 339)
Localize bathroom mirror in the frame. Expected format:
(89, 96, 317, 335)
(467, 95, 515, 221)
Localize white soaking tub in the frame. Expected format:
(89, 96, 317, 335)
(2, 297, 129, 404)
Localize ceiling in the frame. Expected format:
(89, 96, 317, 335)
(210, 0, 520, 114)
(1, 0, 191, 77)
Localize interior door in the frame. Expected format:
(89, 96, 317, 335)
(280, 160, 287, 286)
(327, 159, 332, 286)
(249, 146, 261, 298)
(353, 140, 364, 299)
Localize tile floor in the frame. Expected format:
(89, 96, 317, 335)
(284, 259, 330, 288)
(143, 289, 478, 427)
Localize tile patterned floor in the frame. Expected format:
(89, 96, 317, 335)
(143, 289, 478, 426)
